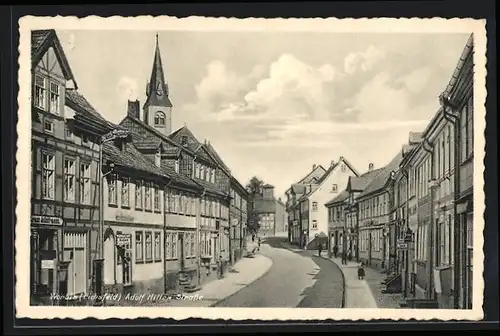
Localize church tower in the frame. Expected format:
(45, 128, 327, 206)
(143, 33, 173, 136)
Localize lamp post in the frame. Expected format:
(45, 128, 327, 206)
(95, 129, 128, 303)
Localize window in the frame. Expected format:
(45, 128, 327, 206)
(190, 233, 195, 257)
(194, 163, 200, 179)
(312, 202, 318, 212)
(169, 189, 176, 213)
(79, 163, 91, 204)
(331, 184, 338, 193)
(467, 98, 473, 159)
(144, 182, 152, 210)
(155, 148, 161, 167)
(64, 159, 75, 202)
(166, 233, 172, 259)
(211, 169, 216, 183)
(65, 124, 73, 140)
(34, 75, 46, 109)
(341, 164, 346, 172)
(181, 136, 188, 146)
(312, 220, 318, 229)
(460, 103, 468, 162)
(121, 177, 130, 207)
(154, 185, 160, 211)
(41, 153, 55, 199)
(135, 231, 144, 263)
(171, 232, 177, 259)
(43, 119, 54, 133)
(135, 180, 143, 209)
(154, 232, 161, 262)
(108, 174, 117, 205)
(49, 82, 60, 114)
(174, 160, 180, 173)
(82, 135, 89, 145)
(145, 232, 153, 261)
(154, 111, 165, 126)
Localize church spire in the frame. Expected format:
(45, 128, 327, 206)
(144, 33, 172, 109)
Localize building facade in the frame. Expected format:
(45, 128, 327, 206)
(274, 198, 287, 236)
(286, 164, 327, 245)
(30, 30, 119, 303)
(296, 158, 358, 250)
(230, 176, 249, 263)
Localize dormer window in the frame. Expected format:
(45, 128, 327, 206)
(154, 111, 166, 126)
(211, 169, 216, 183)
(194, 163, 200, 178)
(174, 160, 180, 173)
(155, 147, 161, 167)
(181, 136, 188, 146)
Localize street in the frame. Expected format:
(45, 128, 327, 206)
(214, 237, 344, 308)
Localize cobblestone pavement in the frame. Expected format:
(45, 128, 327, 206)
(214, 237, 344, 308)
(363, 266, 403, 309)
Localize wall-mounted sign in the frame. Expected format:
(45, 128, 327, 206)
(41, 259, 55, 269)
(396, 242, 408, 250)
(116, 233, 132, 246)
(115, 212, 134, 222)
(31, 215, 63, 226)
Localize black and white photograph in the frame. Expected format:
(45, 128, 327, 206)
(16, 16, 486, 321)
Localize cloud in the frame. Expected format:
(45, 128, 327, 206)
(116, 76, 139, 101)
(344, 45, 386, 74)
(398, 67, 433, 94)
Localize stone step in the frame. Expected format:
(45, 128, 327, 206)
(183, 285, 201, 293)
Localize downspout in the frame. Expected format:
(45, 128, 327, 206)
(163, 178, 174, 294)
(422, 139, 434, 299)
(441, 95, 460, 308)
(401, 169, 410, 297)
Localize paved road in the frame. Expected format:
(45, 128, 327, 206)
(213, 237, 344, 308)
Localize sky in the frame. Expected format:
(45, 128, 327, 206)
(56, 29, 470, 199)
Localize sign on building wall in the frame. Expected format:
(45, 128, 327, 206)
(116, 233, 132, 246)
(31, 215, 63, 226)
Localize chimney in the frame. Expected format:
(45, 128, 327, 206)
(368, 163, 374, 171)
(127, 100, 140, 119)
(313, 164, 317, 170)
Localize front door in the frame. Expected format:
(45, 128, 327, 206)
(64, 232, 87, 295)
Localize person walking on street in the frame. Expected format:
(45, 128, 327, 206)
(257, 237, 261, 251)
(333, 245, 338, 258)
(341, 251, 347, 265)
(357, 262, 365, 280)
(318, 243, 323, 257)
(217, 256, 224, 279)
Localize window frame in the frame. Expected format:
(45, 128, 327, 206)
(107, 174, 118, 206)
(154, 111, 166, 126)
(145, 231, 153, 262)
(135, 231, 144, 263)
(121, 177, 130, 207)
(79, 162, 91, 204)
(41, 152, 55, 200)
(154, 231, 162, 262)
(34, 74, 47, 110)
(49, 81, 60, 115)
(64, 158, 76, 202)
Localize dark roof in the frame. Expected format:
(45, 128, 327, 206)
(254, 198, 277, 214)
(325, 189, 349, 207)
(263, 184, 274, 188)
(103, 142, 164, 178)
(194, 178, 227, 197)
(230, 176, 248, 196)
(291, 184, 306, 194)
(143, 35, 172, 109)
(66, 89, 118, 131)
(442, 34, 474, 102)
(409, 132, 423, 145)
(159, 162, 200, 190)
(205, 142, 231, 173)
(315, 163, 339, 185)
(297, 165, 327, 184)
(163, 147, 182, 157)
(133, 138, 162, 150)
(358, 151, 404, 199)
(31, 29, 78, 89)
(348, 167, 384, 191)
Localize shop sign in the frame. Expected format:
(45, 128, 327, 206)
(116, 233, 132, 246)
(41, 259, 55, 269)
(396, 242, 408, 250)
(31, 215, 63, 226)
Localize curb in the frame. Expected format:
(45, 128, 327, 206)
(209, 254, 274, 307)
(319, 256, 347, 308)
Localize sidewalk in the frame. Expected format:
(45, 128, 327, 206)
(329, 257, 402, 309)
(168, 253, 273, 307)
(329, 258, 378, 308)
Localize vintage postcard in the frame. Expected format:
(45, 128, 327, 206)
(16, 16, 486, 321)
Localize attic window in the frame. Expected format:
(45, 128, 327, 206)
(181, 136, 188, 146)
(332, 184, 338, 193)
(155, 148, 161, 167)
(341, 164, 346, 172)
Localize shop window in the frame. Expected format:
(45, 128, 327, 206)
(154, 232, 161, 262)
(145, 232, 153, 262)
(135, 231, 144, 263)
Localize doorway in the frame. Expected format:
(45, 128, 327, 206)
(63, 232, 87, 295)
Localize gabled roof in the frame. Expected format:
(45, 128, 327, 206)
(31, 29, 78, 89)
(315, 162, 339, 185)
(442, 33, 474, 103)
(205, 142, 231, 174)
(66, 89, 118, 131)
(159, 162, 200, 190)
(347, 167, 384, 192)
(103, 141, 165, 178)
(194, 178, 227, 197)
(357, 151, 404, 199)
(130, 137, 161, 150)
(263, 184, 274, 188)
(325, 189, 350, 207)
(291, 184, 306, 195)
(298, 164, 327, 184)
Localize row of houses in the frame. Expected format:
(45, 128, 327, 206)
(287, 34, 474, 310)
(30, 30, 249, 303)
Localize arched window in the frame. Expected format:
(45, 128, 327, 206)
(154, 111, 166, 126)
